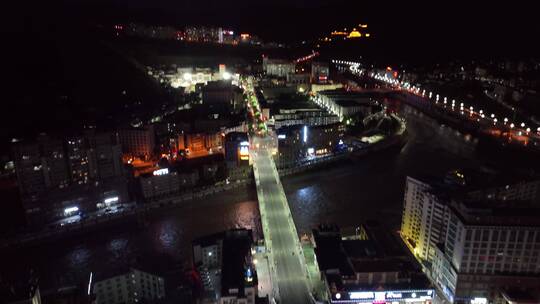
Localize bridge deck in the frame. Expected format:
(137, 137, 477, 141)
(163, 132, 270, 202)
(252, 136, 312, 304)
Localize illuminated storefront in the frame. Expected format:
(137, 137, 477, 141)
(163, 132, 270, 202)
(239, 141, 249, 161)
(331, 289, 434, 304)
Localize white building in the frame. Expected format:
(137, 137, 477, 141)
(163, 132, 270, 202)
(314, 90, 374, 120)
(93, 268, 165, 304)
(400, 174, 540, 303)
(263, 57, 295, 78)
(140, 168, 180, 200)
(401, 176, 449, 264)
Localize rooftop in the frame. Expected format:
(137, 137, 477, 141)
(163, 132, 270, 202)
(501, 289, 540, 304)
(412, 167, 539, 197)
(225, 131, 248, 143)
(221, 229, 256, 297)
(0, 272, 39, 303)
(452, 200, 540, 227)
(94, 266, 162, 283)
(319, 89, 377, 100)
(313, 223, 427, 290)
(203, 80, 234, 91)
(192, 231, 225, 248)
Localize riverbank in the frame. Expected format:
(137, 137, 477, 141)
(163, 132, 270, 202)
(0, 179, 254, 251)
(392, 91, 540, 158)
(1, 116, 408, 251)
(0, 99, 486, 293)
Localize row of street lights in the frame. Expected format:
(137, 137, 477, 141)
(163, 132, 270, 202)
(366, 70, 540, 137)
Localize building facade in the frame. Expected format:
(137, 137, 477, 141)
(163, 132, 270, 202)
(202, 80, 243, 113)
(139, 168, 180, 201)
(311, 62, 330, 84)
(314, 90, 375, 119)
(11, 132, 125, 224)
(192, 229, 258, 304)
(118, 126, 156, 159)
(400, 174, 540, 303)
(276, 123, 344, 168)
(93, 268, 165, 304)
(263, 57, 295, 78)
(313, 224, 434, 304)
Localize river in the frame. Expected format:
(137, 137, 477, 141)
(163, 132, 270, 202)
(0, 98, 488, 290)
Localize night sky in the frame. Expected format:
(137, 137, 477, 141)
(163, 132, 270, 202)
(8, 0, 540, 57)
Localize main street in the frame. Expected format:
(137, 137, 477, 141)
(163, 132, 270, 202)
(252, 136, 311, 304)
(243, 75, 311, 304)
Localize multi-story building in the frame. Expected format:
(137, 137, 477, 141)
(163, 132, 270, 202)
(11, 132, 125, 224)
(314, 90, 375, 119)
(466, 179, 540, 202)
(311, 62, 330, 84)
(276, 125, 306, 168)
(65, 136, 91, 185)
(181, 132, 224, 159)
(224, 132, 249, 165)
(192, 229, 258, 304)
(184, 26, 221, 43)
(312, 223, 434, 304)
(286, 73, 310, 87)
(400, 173, 540, 303)
(88, 132, 124, 180)
(224, 132, 251, 181)
(401, 176, 449, 264)
(92, 268, 165, 304)
(272, 107, 340, 130)
(118, 126, 156, 159)
(202, 80, 243, 113)
(122, 23, 178, 40)
(276, 123, 344, 168)
(139, 168, 180, 201)
(311, 83, 344, 94)
(39, 135, 70, 190)
(11, 140, 48, 202)
(306, 123, 344, 156)
(263, 57, 295, 78)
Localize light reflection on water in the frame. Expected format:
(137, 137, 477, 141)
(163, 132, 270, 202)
(2, 100, 485, 287)
(285, 99, 480, 235)
(154, 220, 183, 254)
(68, 246, 92, 270)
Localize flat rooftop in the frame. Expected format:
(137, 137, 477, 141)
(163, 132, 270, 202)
(334, 99, 362, 107)
(313, 223, 423, 278)
(411, 166, 539, 198)
(452, 201, 540, 227)
(221, 229, 256, 297)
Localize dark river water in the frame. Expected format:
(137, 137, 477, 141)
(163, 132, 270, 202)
(1, 99, 485, 288)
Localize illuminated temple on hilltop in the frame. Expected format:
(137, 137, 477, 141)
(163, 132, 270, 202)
(321, 23, 371, 42)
